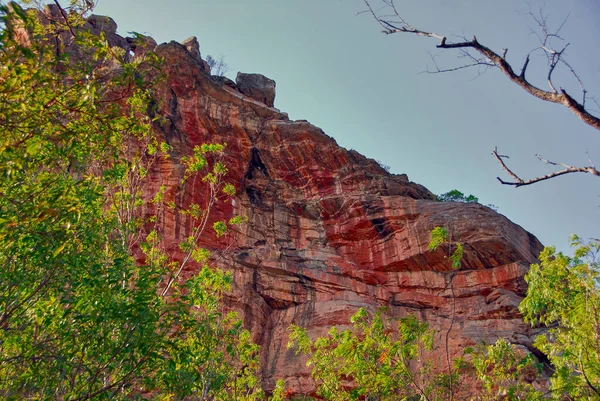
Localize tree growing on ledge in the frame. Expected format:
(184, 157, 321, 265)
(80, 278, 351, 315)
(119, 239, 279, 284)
(436, 190, 478, 204)
(360, 0, 600, 187)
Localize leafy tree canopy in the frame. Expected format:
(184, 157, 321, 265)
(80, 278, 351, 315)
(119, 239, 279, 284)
(436, 190, 479, 204)
(520, 236, 600, 399)
(288, 308, 455, 401)
(0, 2, 264, 399)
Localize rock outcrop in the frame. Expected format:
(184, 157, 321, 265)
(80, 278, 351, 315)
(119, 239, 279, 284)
(236, 72, 277, 107)
(76, 13, 546, 395)
(181, 36, 211, 73)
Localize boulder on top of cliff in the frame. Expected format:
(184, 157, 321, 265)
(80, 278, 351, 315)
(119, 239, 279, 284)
(236, 72, 276, 107)
(181, 36, 210, 73)
(86, 15, 129, 50)
(87, 14, 117, 36)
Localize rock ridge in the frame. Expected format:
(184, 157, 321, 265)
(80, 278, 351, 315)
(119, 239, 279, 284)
(80, 12, 545, 394)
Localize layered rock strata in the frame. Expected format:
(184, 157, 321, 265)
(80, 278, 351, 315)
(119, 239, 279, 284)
(66, 12, 546, 394)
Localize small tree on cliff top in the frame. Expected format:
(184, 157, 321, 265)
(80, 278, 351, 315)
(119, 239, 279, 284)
(436, 190, 478, 204)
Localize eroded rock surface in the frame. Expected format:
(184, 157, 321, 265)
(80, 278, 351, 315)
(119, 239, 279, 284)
(95, 14, 544, 395)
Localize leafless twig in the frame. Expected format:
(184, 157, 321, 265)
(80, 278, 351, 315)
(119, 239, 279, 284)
(361, 0, 600, 187)
(361, 0, 600, 131)
(53, 0, 76, 38)
(492, 147, 600, 187)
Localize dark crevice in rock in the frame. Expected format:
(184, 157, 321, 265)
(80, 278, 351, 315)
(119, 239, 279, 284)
(371, 217, 393, 238)
(245, 147, 269, 180)
(147, 98, 158, 119)
(260, 294, 295, 310)
(168, 88, 178, 116)
(246, 187, 263, 205)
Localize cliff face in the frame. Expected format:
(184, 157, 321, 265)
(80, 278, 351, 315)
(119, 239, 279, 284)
(96, 14, 543, 394)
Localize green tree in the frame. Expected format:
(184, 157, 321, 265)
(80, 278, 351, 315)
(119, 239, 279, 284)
(288, 308, 455, 401)
(436, 190, 479, 204)
(0, 2, 262, 399)
(287, 306, 550, 401)
(468, 339, 543, 401)
(519, 236, 600, 399)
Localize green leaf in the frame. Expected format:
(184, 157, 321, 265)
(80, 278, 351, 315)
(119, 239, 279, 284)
(53, 242, 67, 257)
(450, 242, 463, 269)
(428, 226, 448, 251)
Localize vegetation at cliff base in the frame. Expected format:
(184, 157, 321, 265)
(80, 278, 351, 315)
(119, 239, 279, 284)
(2, 1, 600, 400)
(288, 309, 451, 401)
(0, 2, 262, 399)
(520, 236, 600, 398)
(288, 308, 545, 400)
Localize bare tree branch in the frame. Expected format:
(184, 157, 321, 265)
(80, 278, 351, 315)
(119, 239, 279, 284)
(53, 0, 76, 38)
(361, 0, 600, 188)
(362, 0, 600, 132)
(424, 51, 494, 75)
(492, 147, 600, 187)
(520, 55, 530, 78)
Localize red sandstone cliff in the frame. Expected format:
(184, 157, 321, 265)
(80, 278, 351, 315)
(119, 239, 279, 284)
(92, 14, 543, 394)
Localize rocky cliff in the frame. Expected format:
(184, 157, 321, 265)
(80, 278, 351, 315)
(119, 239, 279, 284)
(90, 13, 543, 394)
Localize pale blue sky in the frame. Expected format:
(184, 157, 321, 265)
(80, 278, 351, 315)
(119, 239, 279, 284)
(94, 0, 600, 253)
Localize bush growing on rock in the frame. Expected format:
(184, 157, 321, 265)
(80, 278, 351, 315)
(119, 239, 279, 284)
(436, 189, 479, 204)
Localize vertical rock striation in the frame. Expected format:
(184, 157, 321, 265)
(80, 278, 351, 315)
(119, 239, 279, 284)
(90, 14, 545, 395)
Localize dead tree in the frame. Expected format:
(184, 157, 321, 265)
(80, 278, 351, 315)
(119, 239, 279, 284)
(206, 54, 229, 77)
(362, 0, 600, 187)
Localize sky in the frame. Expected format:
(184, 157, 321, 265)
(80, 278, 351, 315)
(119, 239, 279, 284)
(93, 0, 600, 254)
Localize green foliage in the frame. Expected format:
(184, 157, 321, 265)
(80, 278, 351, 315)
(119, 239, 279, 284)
(469, 339, 543, 400)
(450, 242, 463, 269)
(520, 236, 600, 399)
(269, 380, 287, 401)
(428, 226, 449, 251)
(436, 190, 478, 204)
(214, 220, 227, 237)
(0, 3, 261, 399)
(287, 308, 453, 401)
(157, 267, 264, 400)
(428, 227, 463, 269)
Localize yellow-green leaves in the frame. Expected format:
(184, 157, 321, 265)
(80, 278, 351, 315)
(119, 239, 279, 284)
(229, 214, 248, 226)
(0, 3, 256, 400)
(191, 247, 210, 264)
(428, 226, 449, 251)
(213, 220, 227, 237)
(223, 182, 236, 196)
(287, 308, 442, 401)
(182, 146, 207, 174)
(470, 339, 542, 400)
(161, 267, 264, 400)
(519, 238, 600, 398)
(428, 226, 464, 269)
(270, 379, 287, 401)
(450, 242, 463, 269)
